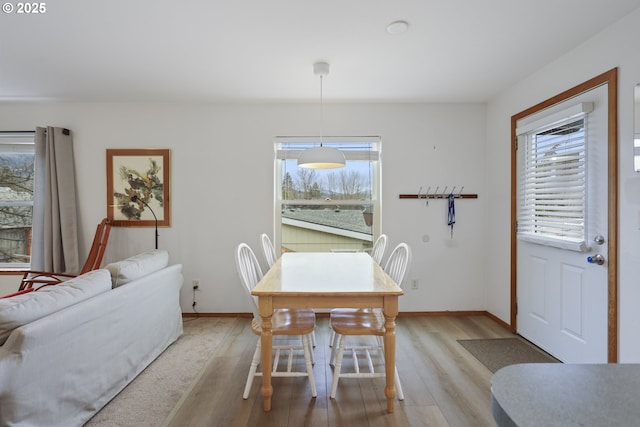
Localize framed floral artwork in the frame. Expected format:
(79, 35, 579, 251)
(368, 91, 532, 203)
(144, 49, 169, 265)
(106, 148, 171, 227)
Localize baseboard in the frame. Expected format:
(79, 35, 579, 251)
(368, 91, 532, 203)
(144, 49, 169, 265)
(399, 310, 487, 317)
(482, 311, 512, 331)
(182, 312, 252, 318)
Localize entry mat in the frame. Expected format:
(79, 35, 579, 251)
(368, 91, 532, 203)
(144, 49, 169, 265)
(457, 337, 560, 373)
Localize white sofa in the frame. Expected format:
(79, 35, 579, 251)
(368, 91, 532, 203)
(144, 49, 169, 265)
(0, 250, 183, 427)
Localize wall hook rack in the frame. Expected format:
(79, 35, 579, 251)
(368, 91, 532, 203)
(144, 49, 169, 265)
(399, 186, 478, 200)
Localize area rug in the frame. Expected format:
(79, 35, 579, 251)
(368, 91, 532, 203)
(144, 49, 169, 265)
(84, 317, 237, 427)
(457, 337, 560, 373)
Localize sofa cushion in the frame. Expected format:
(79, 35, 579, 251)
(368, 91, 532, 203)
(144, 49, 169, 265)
(105, 249, 169, 288)
(0, 269, 112, 345)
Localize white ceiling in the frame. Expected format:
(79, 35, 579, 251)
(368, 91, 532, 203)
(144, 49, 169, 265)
(1, 0, 639, 103)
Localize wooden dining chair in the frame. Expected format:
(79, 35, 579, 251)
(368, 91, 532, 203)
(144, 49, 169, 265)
(328, 243, 411, 400)
(260, 233, 277, 269)
(234, 243, 317, 399)
(18, 218, 112, 291)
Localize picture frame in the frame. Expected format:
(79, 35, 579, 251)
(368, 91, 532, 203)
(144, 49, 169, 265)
(106, 148, 171, 227)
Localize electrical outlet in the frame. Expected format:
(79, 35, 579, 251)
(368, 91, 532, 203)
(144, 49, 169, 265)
(411, 279, 418, 290)
(192, 279, 200, 290)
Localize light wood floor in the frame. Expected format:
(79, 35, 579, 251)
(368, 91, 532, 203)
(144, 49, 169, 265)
(164, 315, 514, 427)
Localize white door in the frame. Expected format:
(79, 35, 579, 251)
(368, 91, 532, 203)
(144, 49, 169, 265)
(516, 85, 609, 363)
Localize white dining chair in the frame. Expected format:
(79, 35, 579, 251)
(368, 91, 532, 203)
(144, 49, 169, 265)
(260, 233, 277, 269)
(328, 234, 389, 346)
(381, 242, 411, 289)
(328, 243, 411, 400)
(329, 239, 411, 360)
(370, 233, 388, 266)
(235, 243, 317, 399)
(261, 233, 318, 348)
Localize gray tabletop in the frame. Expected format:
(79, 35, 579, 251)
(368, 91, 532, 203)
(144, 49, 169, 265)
(491, 363, 640, 427)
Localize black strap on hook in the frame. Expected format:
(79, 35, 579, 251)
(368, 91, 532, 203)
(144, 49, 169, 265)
(447, 193, 455, 238)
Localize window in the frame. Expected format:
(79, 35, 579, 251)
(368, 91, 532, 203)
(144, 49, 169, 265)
(275, 137, 381, 253)
(0, 132, 35, 269)
(516, 104, 592, 252)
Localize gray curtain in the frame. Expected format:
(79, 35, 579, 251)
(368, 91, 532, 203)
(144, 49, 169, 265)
(31, 126, 80, 273)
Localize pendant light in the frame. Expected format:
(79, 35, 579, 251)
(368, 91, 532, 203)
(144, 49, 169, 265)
(297, 61, 346, 169)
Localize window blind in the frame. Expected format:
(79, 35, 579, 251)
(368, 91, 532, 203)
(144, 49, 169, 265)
(517, 115, 589, 252)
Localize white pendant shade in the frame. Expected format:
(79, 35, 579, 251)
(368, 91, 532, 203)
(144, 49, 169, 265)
(297, 61, 346, 169)
(297, 145, 346, 169)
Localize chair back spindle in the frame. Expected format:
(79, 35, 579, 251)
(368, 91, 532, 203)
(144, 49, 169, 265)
(383, 243, 411, 287)
(260, 233, 277, 269)
(371, 234, 388, 265)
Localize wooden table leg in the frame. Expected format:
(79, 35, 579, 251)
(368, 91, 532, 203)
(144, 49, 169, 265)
(383, 296, 398, 413)
(258, 297, 274, 411)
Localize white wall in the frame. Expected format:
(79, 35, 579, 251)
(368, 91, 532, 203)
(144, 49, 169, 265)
(486, 9, 640, 361)
(0, 102, 488, 314)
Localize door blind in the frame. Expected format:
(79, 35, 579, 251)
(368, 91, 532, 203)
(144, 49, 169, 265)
(517, 116, 588, 251)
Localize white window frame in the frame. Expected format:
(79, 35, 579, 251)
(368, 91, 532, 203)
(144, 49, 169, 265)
(274, 136, 381, 254)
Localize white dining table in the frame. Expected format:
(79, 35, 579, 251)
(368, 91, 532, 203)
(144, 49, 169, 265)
(251, 251, 404, 413)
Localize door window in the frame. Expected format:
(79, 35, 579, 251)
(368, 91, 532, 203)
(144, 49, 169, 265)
(517, 104, 592, 252)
